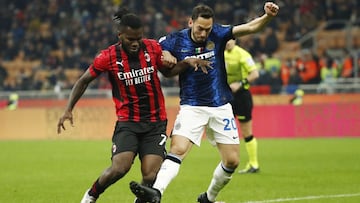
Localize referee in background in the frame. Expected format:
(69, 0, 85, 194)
(225, 39, 260, 173)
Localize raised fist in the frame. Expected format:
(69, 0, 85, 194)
(264, 2, 279, 17)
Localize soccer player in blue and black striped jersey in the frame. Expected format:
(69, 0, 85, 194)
(130, 2, 279, 203)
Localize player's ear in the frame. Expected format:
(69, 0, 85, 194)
(188, 18, 193, 28)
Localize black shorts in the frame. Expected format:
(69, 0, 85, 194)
(111, 120, 167, 160)
(230, 89, 253, 122)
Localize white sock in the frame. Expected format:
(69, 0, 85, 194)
(153, 154, 181, 194)
(206, 162, 233, 202)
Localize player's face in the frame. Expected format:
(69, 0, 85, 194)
(190, 17, 213, 43)
(119, 27, 143, 56)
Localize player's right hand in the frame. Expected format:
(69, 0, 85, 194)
(57, 110, 74, 134)
(185, 58, 213, 74)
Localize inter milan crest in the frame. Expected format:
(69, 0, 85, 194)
(175, 121, 181, 130)
(206, 41, 215, 50)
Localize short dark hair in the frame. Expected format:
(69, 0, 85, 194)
(191, 4, 214, 20)
(113, 7, 142, 30)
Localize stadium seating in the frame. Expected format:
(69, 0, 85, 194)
(0, 1, 359, 95)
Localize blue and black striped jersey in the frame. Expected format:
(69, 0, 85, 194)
(159, 24, 234, 107)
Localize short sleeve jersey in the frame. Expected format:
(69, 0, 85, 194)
(88, 39, 167, 122)
(159, 24, 233, 107)
(224, 46, 257, 90)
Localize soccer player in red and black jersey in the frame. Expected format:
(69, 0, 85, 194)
(57, 7, 211, 203)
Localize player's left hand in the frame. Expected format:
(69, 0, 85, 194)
(161, 51, 177, 68)
(264, 2, 279, 17)
(230, 82, 242, 92)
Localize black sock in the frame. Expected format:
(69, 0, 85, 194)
(166, 153, 182, 164)
(89, 179, 106, 198)
(244, 135, 254, 142)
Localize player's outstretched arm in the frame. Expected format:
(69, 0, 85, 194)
(57, 69, 95, 134)
(184, 57, 213, 74)
(232, 2, 279, 38)
(159, 51, 212, 77)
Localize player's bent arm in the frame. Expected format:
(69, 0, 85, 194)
(57, 69, 95, 134)
(232, 14, 273, 37)
(232, 2, 279, 38)
(159, 58, 196, 77)
(160, 54, 212, 77)
(159, 65, 183, 77)
(65, 69, 95, 112)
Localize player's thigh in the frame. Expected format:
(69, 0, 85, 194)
(138, 121, 168, 160)
(140, 154, 164, 181)
(112, 151, 137, 172)
(111, 122, 139, 170)
(172, 105, 209, 146)
(217, 143, 239, 168)
(207, 103, 239, 145)
(112, 121, 139, 156)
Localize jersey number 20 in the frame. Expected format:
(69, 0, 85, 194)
(223, 118, 237, 131)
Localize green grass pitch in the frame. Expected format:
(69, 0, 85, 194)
(0, 138, 359, 203)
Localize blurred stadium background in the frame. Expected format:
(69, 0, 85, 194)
(0, 0, 359, 138)
(0, 1, 359, 203)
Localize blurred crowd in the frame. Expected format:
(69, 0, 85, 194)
(0, 0, 359, 94)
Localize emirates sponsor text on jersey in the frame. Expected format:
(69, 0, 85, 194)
(117, 66, 155, 86)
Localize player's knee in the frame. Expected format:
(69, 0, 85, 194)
(142, 171, 157, 184)
(141, 163, 159, 182)
(168, 136, 192, 157)
(222, 157, 239, 169)
(169, 143, 189, 158)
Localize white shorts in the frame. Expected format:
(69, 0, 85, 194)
(171, 103, 240, 146)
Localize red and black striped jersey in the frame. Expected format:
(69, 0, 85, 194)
(88, 39, 167, 122)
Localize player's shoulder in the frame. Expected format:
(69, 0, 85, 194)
(142, 39, 162, 53)
(94, 44, 118, 63)
(212, 23, 232, 32)
(160, 28, 188, 42)
(99, 44, 117, 55)
(169, 28, 188, 37)
(95, 47, 111, 60)
(142, 38, 159, 45)
(210, 23, 233, 41)
(92, 44, 118, 70)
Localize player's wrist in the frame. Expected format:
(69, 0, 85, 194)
(241, 78, 249, 85)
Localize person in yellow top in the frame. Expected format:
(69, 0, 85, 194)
(7, 93, 19, 110)
(225, 39, 260, 173)
(290, 89, 304, 106)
